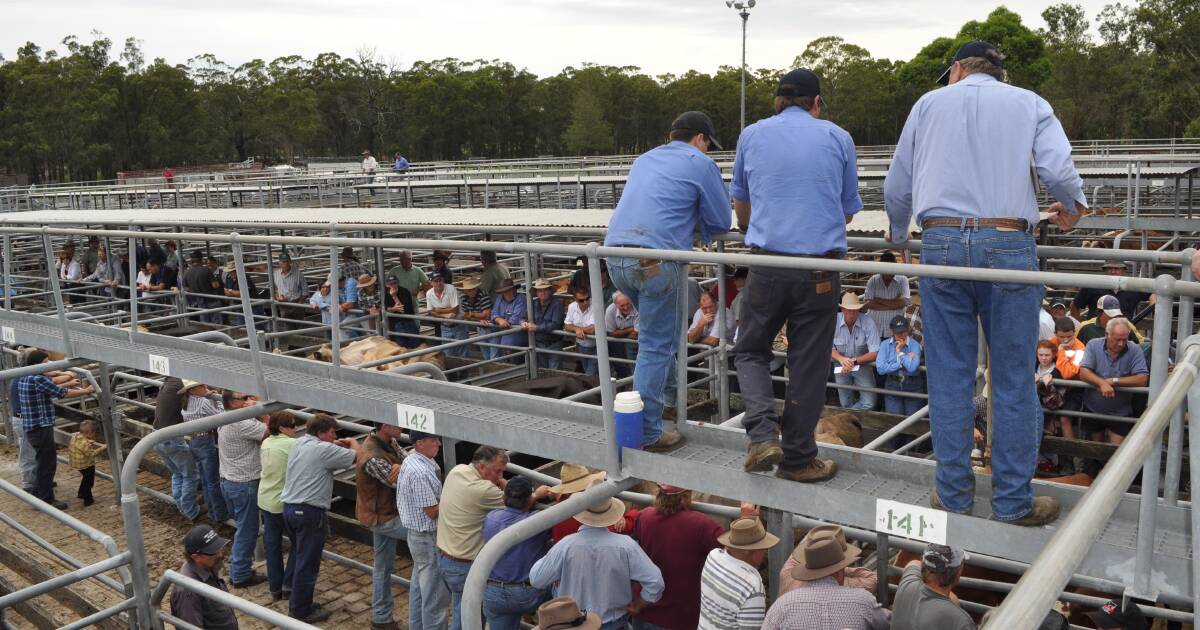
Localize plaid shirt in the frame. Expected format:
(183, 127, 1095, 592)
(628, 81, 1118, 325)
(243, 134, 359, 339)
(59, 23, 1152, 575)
(218, 418, 266, 482)
(761, 576, 891, 630)
(67, 433, 104, 470)
(358, 289, 381, 312)
(341, 259, 366, 280)
(16, 375, 67, 431)
(396, 451, 441, 532)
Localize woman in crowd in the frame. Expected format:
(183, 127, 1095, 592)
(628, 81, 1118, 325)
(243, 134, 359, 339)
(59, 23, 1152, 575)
(258, 410, 299, 601)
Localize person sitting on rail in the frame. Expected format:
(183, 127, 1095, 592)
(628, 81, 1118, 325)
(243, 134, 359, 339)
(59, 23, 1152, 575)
(890, 543, 975, 630)
(178, 380, 231, 522)
(257, 411, 298, 603)
(396, 430, 450, 630)
(604, 291, 639, 379)
(876, 315, 924, 417)
(171, 524, 238, 630)
(698, 517, 779, 630)
(778, 525, 876, 596)
(354, 420, 407, 630)
(530, 478, 664, 630)
(863, 251, 911, 340)
(761, 525, 889, 630)
(522, 278, 566, 370)
(564, 286, 599, 376)
(459, 276, 493, 358)
(489, 278, 528, 362)
(831, 292, 880, 412)
(482, 476, 553, 630)
(1077, 317, 1149, 446)
(216, 391, 269, 589)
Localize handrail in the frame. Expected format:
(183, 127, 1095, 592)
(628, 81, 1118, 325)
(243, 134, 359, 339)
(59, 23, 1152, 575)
(986, 334, 1200, 628)
(151, 570, 318, 630)
(0, 551, 131, 609)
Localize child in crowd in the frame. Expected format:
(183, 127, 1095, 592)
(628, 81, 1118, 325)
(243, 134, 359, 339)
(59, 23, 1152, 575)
(68, 420, 107, 506)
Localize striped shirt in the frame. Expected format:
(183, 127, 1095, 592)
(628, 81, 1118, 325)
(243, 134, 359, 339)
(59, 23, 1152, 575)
(217, 418, 265, 482)
(181, 395, 223, 423)
(698, 548, 767, 630)
(863, 274, 910, 338)
(16, 375, 67, 431)
(761, 575, 891, 630)
(273, 267, 307, 301)
(396, 451, 442, 532)
(460, 291, 493, 317)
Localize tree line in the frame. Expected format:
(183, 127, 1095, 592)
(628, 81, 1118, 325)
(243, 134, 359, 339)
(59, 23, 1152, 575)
(0, 1, 1196, 184)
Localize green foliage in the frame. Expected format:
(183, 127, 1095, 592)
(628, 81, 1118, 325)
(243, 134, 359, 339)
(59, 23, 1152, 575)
(1, 0, 1197, 183)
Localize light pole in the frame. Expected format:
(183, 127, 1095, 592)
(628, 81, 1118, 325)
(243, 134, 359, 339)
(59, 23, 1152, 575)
(726, 0, 755, 131)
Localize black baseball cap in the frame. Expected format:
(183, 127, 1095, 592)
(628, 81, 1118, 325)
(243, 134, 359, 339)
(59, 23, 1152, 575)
(1086, 600, 1147, 630)
(776, 68, 821, 98)
(505, 476, 534, 501)
(671, 111, 723, 151)
(409, 430, 439, 442)
(1038, 610, 1068, 630)
(937, 40, 1004, 85)
(890, 315, 910, 333)
(184, 525, 229, 556)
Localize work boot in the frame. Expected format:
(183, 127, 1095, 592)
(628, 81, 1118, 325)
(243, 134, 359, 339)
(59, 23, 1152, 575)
(743, 441, 784, 472)
(774, 458, 837, 483)
(930, 479, 975, 514)
(661, 406, 678, 421)
(232, 573, 267, 588)
(371, 622, 399, 630)
(1003, 496, 1061, 527)
(644, 431, 686, 453)
(296, 606, 332, 623)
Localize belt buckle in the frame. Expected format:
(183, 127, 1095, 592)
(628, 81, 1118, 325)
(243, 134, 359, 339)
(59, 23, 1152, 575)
(898, 374, 906, 383)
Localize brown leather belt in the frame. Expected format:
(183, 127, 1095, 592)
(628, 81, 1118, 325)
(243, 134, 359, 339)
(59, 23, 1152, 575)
(438, 550, 473, 563)
(920, 217, 1034, 234)
(749, 247, 843, 259)
(610, 245, 663, 267)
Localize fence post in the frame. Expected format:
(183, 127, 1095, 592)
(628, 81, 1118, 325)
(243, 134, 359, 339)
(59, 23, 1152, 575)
(41, 229, 75, 357)
(587, 243, 621, 476)
(329, 223, 342, 369)
(1164, 249, 1195, 504)
(230, 234, 271, 399)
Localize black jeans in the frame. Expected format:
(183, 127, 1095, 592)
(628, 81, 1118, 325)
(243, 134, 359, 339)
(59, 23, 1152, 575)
(77, 466, 96, 502)
(284, 503, 328, 618)
(733, 266, 839, 469)
(25, 426, 58, 503)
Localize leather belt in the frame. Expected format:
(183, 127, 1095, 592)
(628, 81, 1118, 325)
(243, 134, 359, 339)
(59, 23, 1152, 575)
(920, 217, 1034, 234)
(487, 579, 532, 587)
(749, 247, 843, 259)
(610, 244, 663, 268)
(438, 550, 473, 563)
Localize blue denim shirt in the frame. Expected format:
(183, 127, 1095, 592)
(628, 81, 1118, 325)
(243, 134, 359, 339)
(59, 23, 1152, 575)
(531, 297, 565, 344)
(492, 293, 528, 328)
(530, 525, 664, 624)
(482, 507, 549, 583)
(604, 141, 731, 251)
(876, 336, 922, 376)
(732, 107, 862, 255)
(884, 73, 1087, 243)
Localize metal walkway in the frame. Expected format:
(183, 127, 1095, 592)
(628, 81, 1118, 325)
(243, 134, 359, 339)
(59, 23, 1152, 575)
(1, 307, 1192, 603)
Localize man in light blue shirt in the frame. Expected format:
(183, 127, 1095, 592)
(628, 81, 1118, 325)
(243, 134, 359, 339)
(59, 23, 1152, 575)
(733, 68, 860, 484)
(884, 41, 1086, 527)
(604, 111, 731, 453)
(831, 292, 880, 411)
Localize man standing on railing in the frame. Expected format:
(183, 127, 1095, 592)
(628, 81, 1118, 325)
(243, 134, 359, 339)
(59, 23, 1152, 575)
(604, 110, 731, 454)
(732, 68, 861, 483)
(14, 349, 94, 508)
(884, 41, 1087, 526)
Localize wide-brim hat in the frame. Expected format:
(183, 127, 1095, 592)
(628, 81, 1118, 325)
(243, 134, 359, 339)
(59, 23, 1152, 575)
(550, 463, 606, 495)
(223, 261, 236, 273)
(178, 379, 203, 394)
(840, 292, 864, 310)
(575, 488, 626, 529)
(718, 518, 780, 551)
(532, 278, 553, 290)
(790, 531, 862, 580)
(497, 279, 516, 293)
(1101, 260, 1127, 270)
(461, 277, 482, 291)
(791, 525, 848, 562)
(340, 247, 358, 261)
(532, 597, 601, 630)
(357, 274, 377, 289)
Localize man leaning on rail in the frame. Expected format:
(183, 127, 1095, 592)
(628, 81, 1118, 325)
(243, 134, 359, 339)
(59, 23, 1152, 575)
(884, 40, 1087, 526)
(604, 109, 732, 453)
(733, 68, 862, 483)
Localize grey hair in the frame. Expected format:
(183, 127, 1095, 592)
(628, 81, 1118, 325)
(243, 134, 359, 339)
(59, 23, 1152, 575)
(1106, 316, 1133, 335)
(958, 55, 1006, 82)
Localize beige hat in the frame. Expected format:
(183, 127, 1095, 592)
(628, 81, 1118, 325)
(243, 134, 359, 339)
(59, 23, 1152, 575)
(550, 463, 606, 495)
(532, 278, 553, 290)
(840, 292, 864, 310)
(792, 525, 847, 562)
(223, 260, 236, 273)
(532, 597, 601, 630)
(178, 379, 204, 394)
(357, 274, 377, 289)
(573, 479, 625, 528)
(718, 518, 781, 551)
(461, 277, 482, 291)
(790, 525, 862, 581)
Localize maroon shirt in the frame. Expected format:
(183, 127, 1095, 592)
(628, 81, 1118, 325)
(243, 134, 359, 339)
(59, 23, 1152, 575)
(630, 507, 724, 630)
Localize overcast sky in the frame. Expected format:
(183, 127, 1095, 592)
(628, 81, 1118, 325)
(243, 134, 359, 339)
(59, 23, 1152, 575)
(4, 0, 1113, 77)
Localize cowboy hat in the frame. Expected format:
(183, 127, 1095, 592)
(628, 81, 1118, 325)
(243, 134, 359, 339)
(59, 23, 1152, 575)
(791, 525, 847, 562)
(550, 463, 606, 495)
(839, 292, 864, 310)
(461, 277, 482, 291)
(532, 597, 601, 630)
(718, 518, 780, 551)
(573, 479, 625, 528)
(790, 526, 862, 580)
(223, 260, 236, 273)
(357, 274, 377, 289)
(532, 278, 553, 290)
(340, 247, 358, 261)
(178, 379, 204, 394)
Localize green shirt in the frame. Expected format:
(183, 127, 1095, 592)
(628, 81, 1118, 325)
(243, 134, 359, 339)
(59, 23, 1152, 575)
(387, 265, 429, 296)
(478, 264, 511, 297)
(257, 434, 295, 514)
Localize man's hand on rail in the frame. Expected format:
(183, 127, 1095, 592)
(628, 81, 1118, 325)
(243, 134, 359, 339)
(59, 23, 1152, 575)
(1047, 201, 1085, 231)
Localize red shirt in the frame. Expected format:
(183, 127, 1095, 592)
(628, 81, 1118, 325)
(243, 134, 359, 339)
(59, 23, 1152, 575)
(630, 507, 724, 630)
(550, 494, 638, 542)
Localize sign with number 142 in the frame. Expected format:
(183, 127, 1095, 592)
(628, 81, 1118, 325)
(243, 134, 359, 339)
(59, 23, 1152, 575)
(396, 403, 436, 433)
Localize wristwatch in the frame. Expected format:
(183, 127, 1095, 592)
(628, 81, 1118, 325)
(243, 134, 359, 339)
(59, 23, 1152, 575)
(1110, 377, 1119, 384)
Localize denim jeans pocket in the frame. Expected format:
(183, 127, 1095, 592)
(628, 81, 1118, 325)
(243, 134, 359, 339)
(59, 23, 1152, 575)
(638, 261, 680, 299)
(984, 245, 1037, 292)
(743, 269, 776, 310)
(920, 243, 951, 291)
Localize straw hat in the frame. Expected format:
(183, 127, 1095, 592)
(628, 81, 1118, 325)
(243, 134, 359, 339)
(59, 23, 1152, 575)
(223, 261, 236, 273)
(357, 274, 377, 289)
(573, 479, 625, 528)
(532, 597, 601, 630)
(839, 292, 864, 310)
(790, 526, 862, 580)
(550, 463, 606, 495)
(718, 518, 780, 551)
(532, 278, 553, 290)
(461, 277, 482, 291)
(178, 379, 204, 394)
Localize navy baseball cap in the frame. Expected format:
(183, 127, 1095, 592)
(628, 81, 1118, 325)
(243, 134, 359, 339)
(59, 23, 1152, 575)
(776, 68, 821, 98)
(409, 430, 439, 442)
(1086, 600, 1147, 630)
(505, 476, 534, 501)
(937, 40, 1004, 85)
(670, 111, 723, 151)
(889, 315, 910, 333)
(184, 525, 229, 555)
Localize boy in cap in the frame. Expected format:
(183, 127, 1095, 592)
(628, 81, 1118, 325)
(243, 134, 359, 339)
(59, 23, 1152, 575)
(171, 524, 238, 629)
(890, 543, 974, 630)
(698, 517, 779, 630)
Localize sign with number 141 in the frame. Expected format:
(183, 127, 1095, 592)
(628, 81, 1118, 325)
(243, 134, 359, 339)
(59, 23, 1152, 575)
(874, 498, 947, 545)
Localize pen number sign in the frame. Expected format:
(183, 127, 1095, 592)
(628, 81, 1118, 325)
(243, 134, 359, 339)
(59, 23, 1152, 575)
(874, 498, 947, 545)
(396, 403, 436, 433)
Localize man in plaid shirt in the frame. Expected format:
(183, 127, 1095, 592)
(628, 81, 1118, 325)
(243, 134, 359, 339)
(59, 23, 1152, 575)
(396, 431, 449, 630)
(14, 350, 94, 508)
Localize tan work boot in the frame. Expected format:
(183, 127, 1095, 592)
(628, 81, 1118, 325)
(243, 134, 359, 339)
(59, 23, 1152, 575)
(743, 440, 784, 472)
(661, 406, 678, 421)
(1004, 496, 1060, 527)
(774, 458, 837, 483)
(644, 431, 686, 453)
(930, 480, 975, 514)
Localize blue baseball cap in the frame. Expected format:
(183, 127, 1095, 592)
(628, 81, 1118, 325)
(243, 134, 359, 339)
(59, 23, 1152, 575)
(776, 68, 821, 98)
(937, 40, 1004, 85)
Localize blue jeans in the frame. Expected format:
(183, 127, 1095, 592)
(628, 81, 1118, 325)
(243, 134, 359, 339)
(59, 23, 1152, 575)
(370, 516, 408, 624)
(154, 437, 199, 520)
(406, 530, 449, 630)
(607, 257, 683, 445)
(609, 341, 636, 379)
(601, 617, 630, 630)
(884, 373, 926, 416)
(261, 510, 294, 595)
(631, 620, 672, 630)
(483, 582, 547, 630)
(485, 331, 525, 361)
(835, 365, 877, 410)
(219, 479, 260, 583)
(189, 434, 230, 521)
(391, 319, 420, 348)
(283, 503, 328, 618)
(443, 324, 470, 358)
(577, 343, 598, 376)
(536, 341, 563, 369)
(10, 418, 37, 490)
(438, 553, 472, 630)
(920, 226, 1042, 521)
